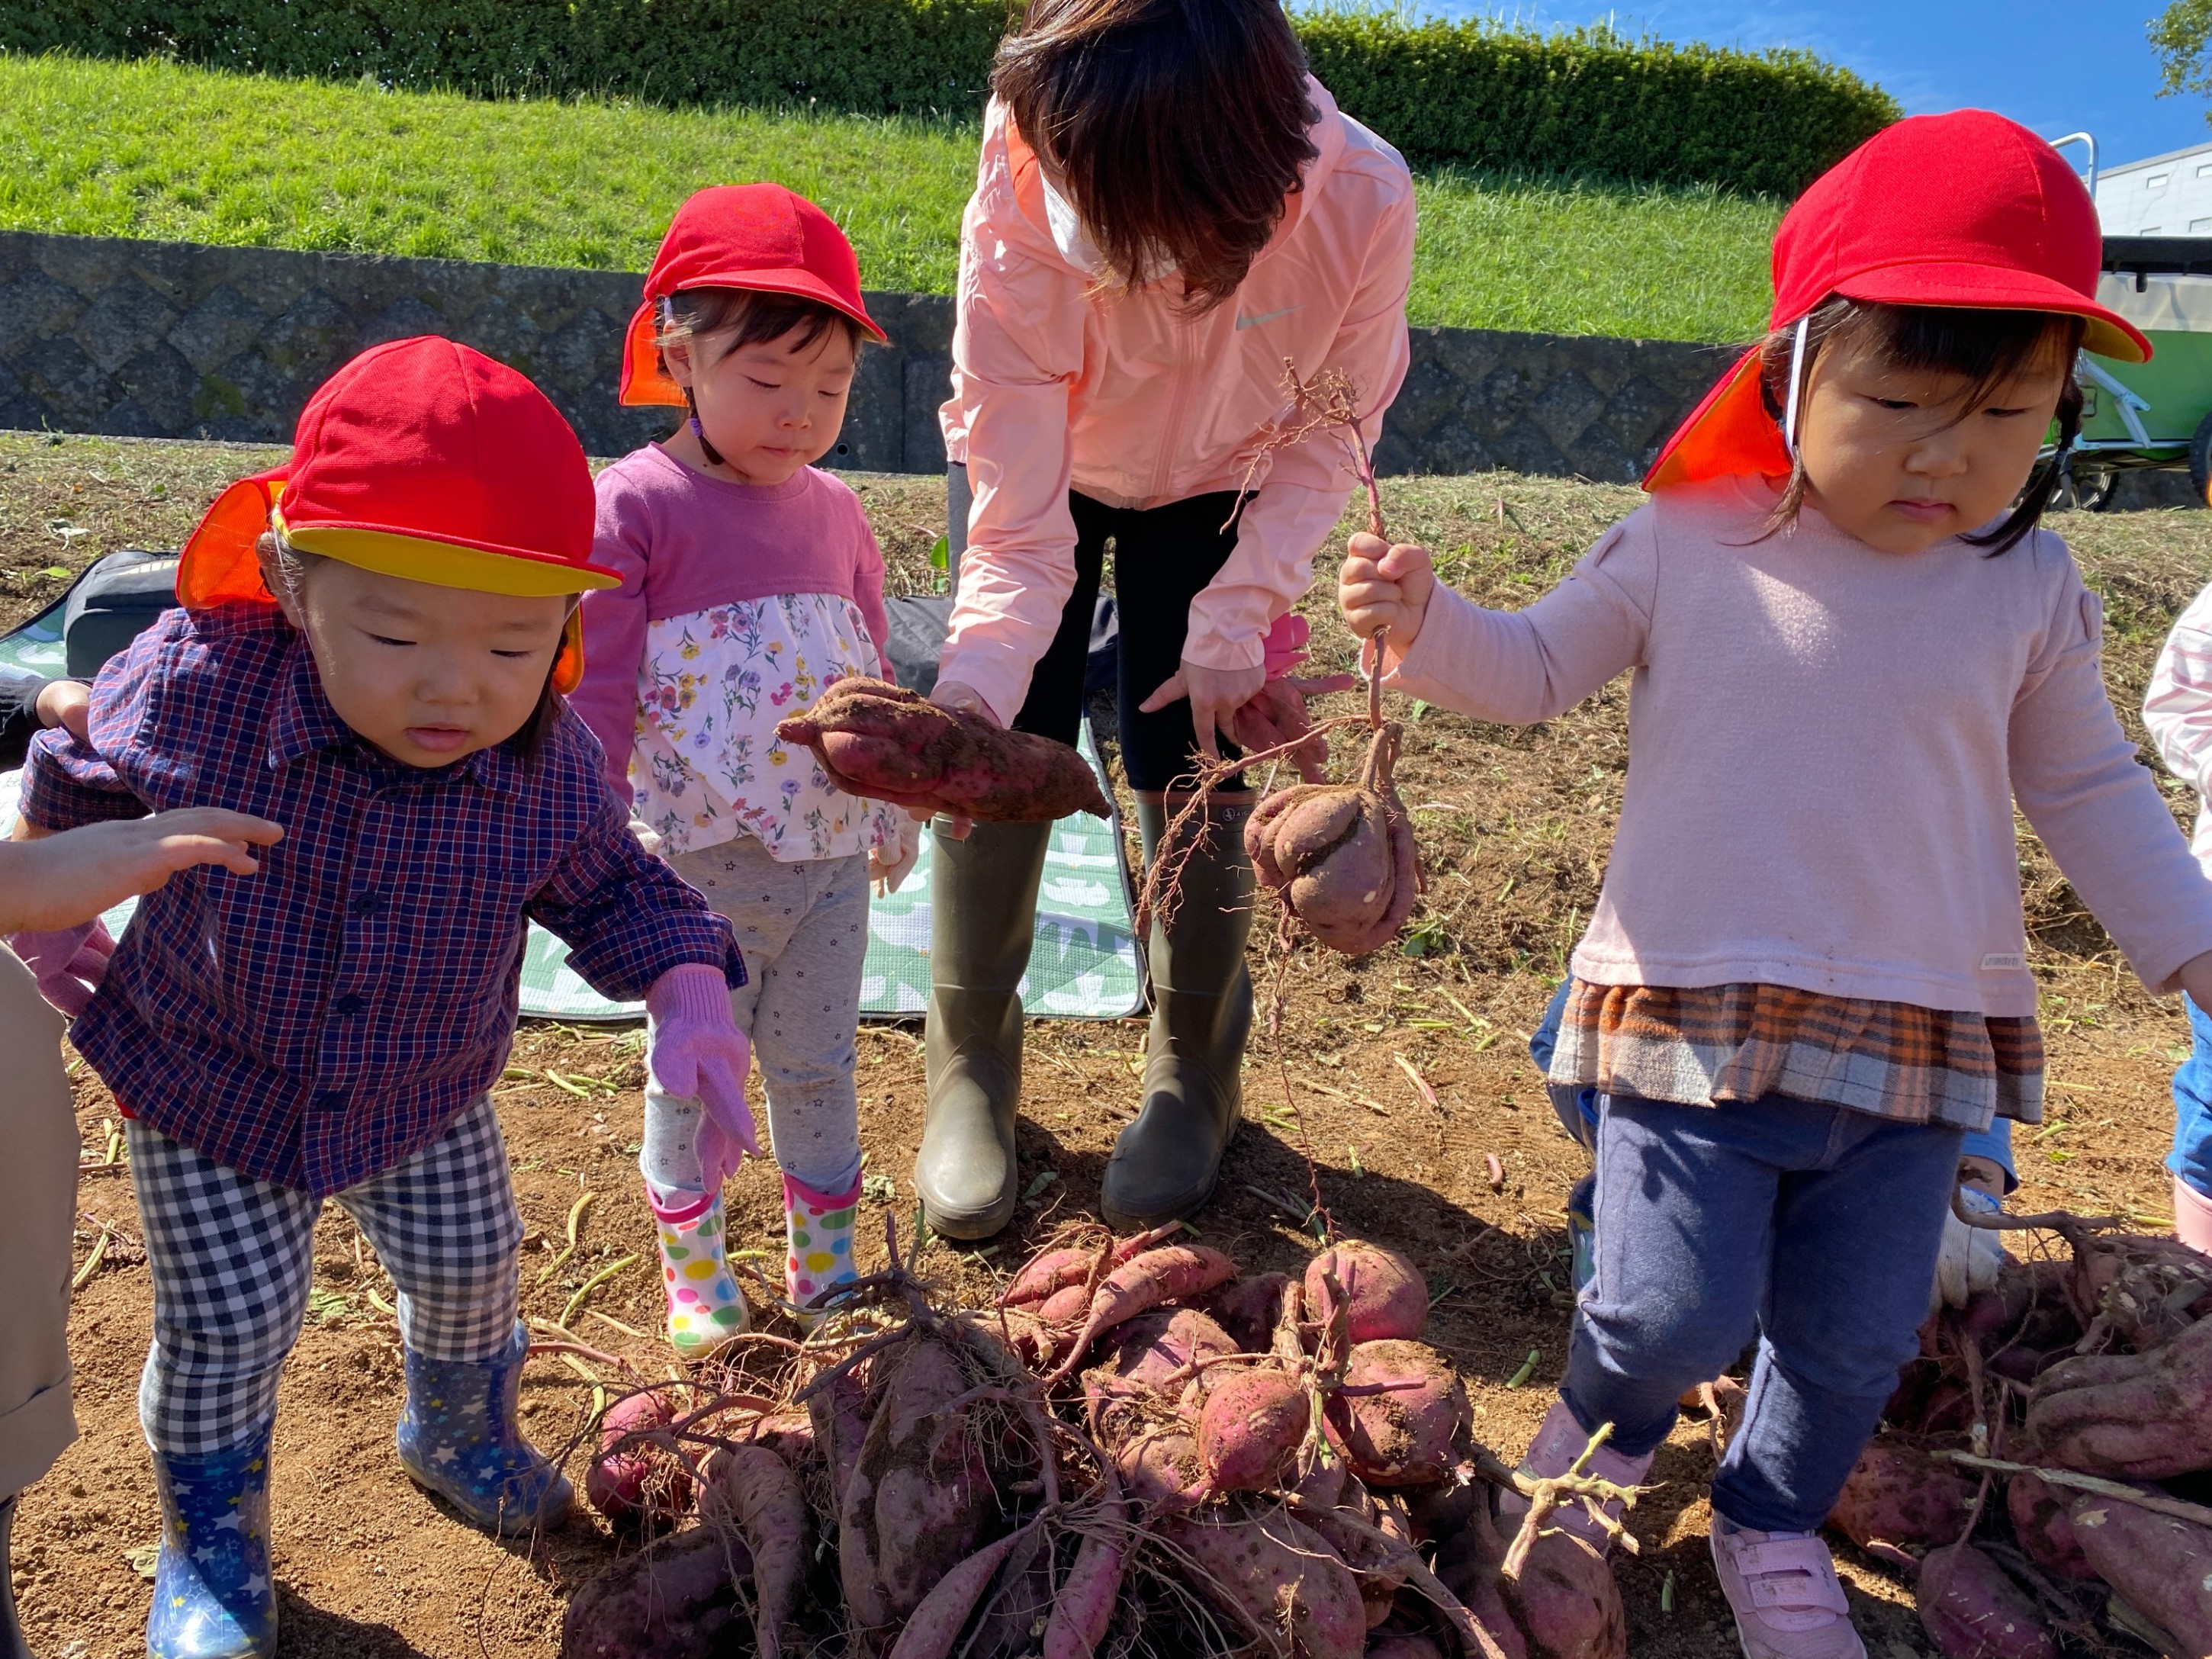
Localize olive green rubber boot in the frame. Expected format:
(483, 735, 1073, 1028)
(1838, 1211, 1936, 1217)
(915, 818, 1052, 1239)
(1100, 798, 1254, 1229)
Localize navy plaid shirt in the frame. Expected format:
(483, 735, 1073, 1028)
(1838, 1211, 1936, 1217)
(22, 603, 744, 1195)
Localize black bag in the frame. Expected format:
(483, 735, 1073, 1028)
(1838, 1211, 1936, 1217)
(63, 548, 180, 678)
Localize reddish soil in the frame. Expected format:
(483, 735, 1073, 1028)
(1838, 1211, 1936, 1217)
(5, 433, 2204, 1657)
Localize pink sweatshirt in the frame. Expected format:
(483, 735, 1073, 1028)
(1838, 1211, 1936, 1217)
(574, 445, 890, 797)
(1387, 476, 2212, 1016)
(937, 79, 1417, 725)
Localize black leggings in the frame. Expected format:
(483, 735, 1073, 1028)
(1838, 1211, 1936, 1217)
(947, 466, 1248, 793)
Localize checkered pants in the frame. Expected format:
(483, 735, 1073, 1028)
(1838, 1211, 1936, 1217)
(129, 1098, 523, 1455)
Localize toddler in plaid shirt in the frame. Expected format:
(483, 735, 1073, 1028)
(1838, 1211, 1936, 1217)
(5, 338, 757, 1659)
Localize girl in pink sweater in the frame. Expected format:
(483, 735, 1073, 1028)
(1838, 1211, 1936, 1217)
(574, 185, 909, 1350)
(1342, 114, 2212, 1659)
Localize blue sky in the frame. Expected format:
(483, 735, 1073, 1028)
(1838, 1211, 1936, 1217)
(1427, 0, 2211, 174)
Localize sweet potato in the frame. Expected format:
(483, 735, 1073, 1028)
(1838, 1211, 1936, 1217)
(2066, 1495, 2212, 1654)
(1043, 1475, 1128, 1659)
(1086, 1307, 1236, 1435)
(2068, 1231, 2212, 1349)
(1825, 1438, 1976, 1558)
(561, 1524, 751, 1659)
(1308, 1242, 1428, 1345)
(886, 1522, 1042, 1659)
(1113, 1423, 1209, 1509)
(809, 1361, 872, 1522)
(841, 1337, 993, 1638)
(697, 1444, 808, 1659)
(1431, 1496, 1532, 1659)
(1199, 1365, 1313, 1493)
(1306, 1484, 1415, 1631)
(775, 677, 1111, 821)
(1502, 1532, 1625, 1659)
(1004, 1243, 1104, 1309)
(2002, 1472, 2096, 1581)
(585, 1388, 692, 1528)
(1245, 724, 1419, 957)
(1037, 1282, 1093, 1326)
(1210, 1272, 1294, 1355)
(1161, 1509, 1367, 1659)
(1915, 1543, 2055, 1659)
(2025, 1313, 2212, 1478)
(1323, 1340, 1468, 1487)
(1364, 1636, 1447, 1659)
(1047, 1244, 1241, 1385)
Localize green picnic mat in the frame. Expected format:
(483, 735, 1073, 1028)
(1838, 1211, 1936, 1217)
(0, 605, 1144, 1023)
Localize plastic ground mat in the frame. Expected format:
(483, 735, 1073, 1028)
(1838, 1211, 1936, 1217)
(0, 604, 1143, 1023)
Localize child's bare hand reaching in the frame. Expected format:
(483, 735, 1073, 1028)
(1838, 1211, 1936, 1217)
(1337, 532, 1437, 665)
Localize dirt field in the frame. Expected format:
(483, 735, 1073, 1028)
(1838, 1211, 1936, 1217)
(5, 429, 2208, 1658)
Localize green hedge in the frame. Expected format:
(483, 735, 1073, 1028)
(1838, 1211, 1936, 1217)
(0, 2, 1897, 195)
(1301, 19, 1899, 197)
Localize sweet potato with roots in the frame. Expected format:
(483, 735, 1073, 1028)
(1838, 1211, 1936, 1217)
(561, 1523, 751, 1659)
(1043, 1477, 1130, 1659)
(2070, 1231, 2212, 1351)
(698, 1444, 809, 1659)
(1198, 1365, 1313, 1493)
(1087, 1307, 1236, 1436)
(776, 677, 1111, 821)
(2069, 1496, 2212, 1654)
(2002, 1472, 2096, 1581)
(1113, 1423, 1210, 1509)
(1915, 1542, 2056, 1659)
(1323, 1340, 1469, 1487)
(1825, 1438, 1976, 1559)
(1047, 1244, 1241, 1386)
(1502, 1532, 1625, 1659)
(1246, 722, 1419, 957)
(840, 1336, 994, 1638)
(2025, 1313, 2212, 1478)
(1002, 1242, 1104, 1309)
(1307, 1241, 1428, 1345)
(1161, 1509, 1368, 1659)
(1431, 1494, 1532, 1659)
(886, 1522, 1044, 1659)
(585, 1388, 692, 1528)
(1210, 1272, 1294, 1355)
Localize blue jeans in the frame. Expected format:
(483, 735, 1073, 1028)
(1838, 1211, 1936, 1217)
(2171, 995, 2212, 1196)
(1562, 1092, 1963, 1533)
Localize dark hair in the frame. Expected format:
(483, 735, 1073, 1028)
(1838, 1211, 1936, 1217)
(654, 285, 865, 368)
(258, 531, 568, 768)
(994, 0, 1319, 310)
(1757, 298, 2087, 555)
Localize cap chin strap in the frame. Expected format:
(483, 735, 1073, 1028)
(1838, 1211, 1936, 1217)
(1782, 315, 1811, 461)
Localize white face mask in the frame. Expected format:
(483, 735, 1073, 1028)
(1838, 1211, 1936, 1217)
(1040, 174, 1105, 276)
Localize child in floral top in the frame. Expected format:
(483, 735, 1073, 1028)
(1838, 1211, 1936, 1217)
(574, 185, 910, 1349)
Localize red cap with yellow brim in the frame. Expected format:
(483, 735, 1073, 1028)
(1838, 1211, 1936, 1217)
(176, 336, 618, 693)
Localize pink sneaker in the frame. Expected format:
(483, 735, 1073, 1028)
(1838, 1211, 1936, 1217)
(2177, 1175, 2212, 1256)
(1497, 1399, 1655, 1550)
(1709, 1520, 1865, 1659)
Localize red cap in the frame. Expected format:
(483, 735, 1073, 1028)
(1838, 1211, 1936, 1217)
(619, 183, 887, 407)
(178, 336, 615, 693)
(1645, 111, 2150, 492)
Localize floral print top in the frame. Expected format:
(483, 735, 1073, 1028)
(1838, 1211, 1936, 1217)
(632, 593, 900, 860)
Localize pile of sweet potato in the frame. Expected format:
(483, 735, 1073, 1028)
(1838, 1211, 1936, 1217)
(1820, 1223, 2212, 1657)
(775, 677, 1112, 822)
(560, 1227, 1632, 1659)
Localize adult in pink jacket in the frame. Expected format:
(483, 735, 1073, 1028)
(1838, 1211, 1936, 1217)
(916, 0, 1416, 1238)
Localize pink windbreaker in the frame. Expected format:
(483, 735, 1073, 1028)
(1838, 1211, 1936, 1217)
(937, 79, 1417, 725)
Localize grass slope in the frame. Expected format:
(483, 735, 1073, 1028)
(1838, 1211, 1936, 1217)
(0, 51, 1780, 342)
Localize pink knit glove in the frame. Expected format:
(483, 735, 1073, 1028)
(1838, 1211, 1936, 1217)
(645, 963, 757, 1171)
(8, 919, 115, 1017)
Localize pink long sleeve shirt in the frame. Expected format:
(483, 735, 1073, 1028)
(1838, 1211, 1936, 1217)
(1387, 476, 2212, 1017)
(574, 446, 892, 857)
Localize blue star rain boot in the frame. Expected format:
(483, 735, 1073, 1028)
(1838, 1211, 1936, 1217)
(145, 1418, 278, 1659)
(396, 1321, 572, 1535)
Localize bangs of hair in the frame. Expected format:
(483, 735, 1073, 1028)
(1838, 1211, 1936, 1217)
(1758, 298, 2087, 555)
(994, 0, 1319, 310)
(655, 286, 865, 365)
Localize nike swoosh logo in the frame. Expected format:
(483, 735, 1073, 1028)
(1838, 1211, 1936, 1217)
(1236, 306, 1303, 330)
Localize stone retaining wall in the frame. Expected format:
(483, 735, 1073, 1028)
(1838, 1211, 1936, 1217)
(0, 230, 1733, 481)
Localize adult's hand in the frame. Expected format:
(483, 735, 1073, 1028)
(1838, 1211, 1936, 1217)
(918, 679, 998, 841)
(1233, 673, 1360, 783)
(0, 809, 285, 934)
(1140, 660, 1267, 764)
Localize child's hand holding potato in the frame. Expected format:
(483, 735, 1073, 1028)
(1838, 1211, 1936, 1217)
(1336, 532, 1438, 667)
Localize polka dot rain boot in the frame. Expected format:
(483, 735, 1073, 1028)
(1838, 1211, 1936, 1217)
(649, 1186, 749, 1355)
(784, 1169, 862, 1323)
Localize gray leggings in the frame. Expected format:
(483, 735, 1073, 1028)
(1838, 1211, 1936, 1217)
(645, 837, 870, 1197)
